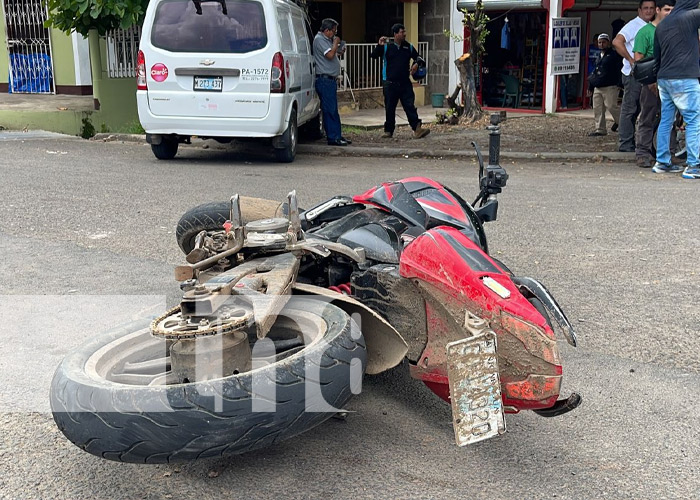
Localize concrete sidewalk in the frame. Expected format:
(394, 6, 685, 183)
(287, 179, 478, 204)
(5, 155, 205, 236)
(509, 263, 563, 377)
(340, 104, 596, 129)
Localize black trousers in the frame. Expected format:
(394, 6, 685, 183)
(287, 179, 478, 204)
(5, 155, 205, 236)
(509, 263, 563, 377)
(383, 80, 420, 133)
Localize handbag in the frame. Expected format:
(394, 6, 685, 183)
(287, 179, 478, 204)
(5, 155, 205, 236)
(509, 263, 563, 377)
(633, 56, 659, 85)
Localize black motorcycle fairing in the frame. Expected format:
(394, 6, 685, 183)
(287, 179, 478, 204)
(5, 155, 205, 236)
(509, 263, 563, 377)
(337, 223, 400, 264)
(351, 264, 427, 361)
(309, 207, 388, 242)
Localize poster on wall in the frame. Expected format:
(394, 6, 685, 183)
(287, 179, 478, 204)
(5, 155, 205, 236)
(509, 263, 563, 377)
(551, 17, 581, 75)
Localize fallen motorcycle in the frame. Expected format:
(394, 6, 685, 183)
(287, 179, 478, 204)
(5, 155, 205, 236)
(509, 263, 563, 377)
(51, 114, 580, 463)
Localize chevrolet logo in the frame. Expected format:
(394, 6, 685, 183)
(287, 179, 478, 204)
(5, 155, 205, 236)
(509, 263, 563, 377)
(200, 59, 215, 66)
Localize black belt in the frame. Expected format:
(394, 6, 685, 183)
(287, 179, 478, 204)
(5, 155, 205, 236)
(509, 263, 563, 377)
(317, 74, 337, 80)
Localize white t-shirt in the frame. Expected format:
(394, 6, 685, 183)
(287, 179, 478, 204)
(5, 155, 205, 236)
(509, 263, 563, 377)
(618, 16, 647, 76)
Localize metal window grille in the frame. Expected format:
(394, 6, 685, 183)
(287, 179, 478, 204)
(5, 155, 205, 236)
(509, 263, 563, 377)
(2, 0, 55, 93)
(339, 42, 429, 91)
(105, 26, 141, 78)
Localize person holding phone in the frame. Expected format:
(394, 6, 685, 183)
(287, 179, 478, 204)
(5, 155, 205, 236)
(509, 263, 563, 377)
(313, 18, 352, 146)
(371, 23, 430, 139)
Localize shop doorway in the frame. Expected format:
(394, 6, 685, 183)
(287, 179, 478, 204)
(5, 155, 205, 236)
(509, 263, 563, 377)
(477, 10, 546, 112)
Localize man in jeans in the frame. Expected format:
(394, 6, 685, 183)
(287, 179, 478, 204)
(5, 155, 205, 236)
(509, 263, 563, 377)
(653, 0, 700, 179)
(632, 0, 675, 168)
(587, 34, 622, 137)
(613, 0, 656, 152)
(313, 18, 351, 146)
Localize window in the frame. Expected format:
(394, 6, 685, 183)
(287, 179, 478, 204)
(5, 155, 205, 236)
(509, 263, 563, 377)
(151, 0, 267, 53)
(291, 14, 309, 54)
(277, 9, 294, 50)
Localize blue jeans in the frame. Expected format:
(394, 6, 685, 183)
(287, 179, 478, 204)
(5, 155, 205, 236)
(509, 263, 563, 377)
(656, 78, 700, 167)
(315, 77, 342, 142)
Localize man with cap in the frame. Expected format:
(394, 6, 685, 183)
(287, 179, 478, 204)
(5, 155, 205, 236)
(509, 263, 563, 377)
(587, 33, 622, 137)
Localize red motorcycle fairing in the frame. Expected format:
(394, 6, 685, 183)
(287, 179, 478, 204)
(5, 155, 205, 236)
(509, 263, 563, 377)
(399, 225, 562, 412)
(354, 176, 472, 230)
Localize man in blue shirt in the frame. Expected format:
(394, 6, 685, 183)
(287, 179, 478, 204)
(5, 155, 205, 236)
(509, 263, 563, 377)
(371, 24, 430, 139)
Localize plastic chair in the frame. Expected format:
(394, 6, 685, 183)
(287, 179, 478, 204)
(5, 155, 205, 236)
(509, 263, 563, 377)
(501, 74, 521, 108)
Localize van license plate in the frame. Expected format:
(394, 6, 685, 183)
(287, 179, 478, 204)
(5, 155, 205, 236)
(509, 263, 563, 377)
(194, 76, 222, 92)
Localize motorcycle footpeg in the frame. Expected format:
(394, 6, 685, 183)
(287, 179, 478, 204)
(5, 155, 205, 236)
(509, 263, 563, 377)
(533, 393, 582, 418)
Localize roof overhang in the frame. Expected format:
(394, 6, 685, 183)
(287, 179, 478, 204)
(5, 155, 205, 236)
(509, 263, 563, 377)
(456, 0, 543, 10)
(456, 0, 642, 11)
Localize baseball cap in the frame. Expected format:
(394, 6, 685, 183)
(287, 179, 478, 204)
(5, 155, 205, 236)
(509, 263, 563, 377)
(598, 33, 610, 41)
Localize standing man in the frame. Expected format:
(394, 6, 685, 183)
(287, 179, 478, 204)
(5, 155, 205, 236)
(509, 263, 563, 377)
(313, 18, 351, 147)
(587, 34, 622, 137)
(633, 0, 675, 168)
(613, 0, 656, 152)
(652, 0, 700, 179)
(370, 24, 430, 139)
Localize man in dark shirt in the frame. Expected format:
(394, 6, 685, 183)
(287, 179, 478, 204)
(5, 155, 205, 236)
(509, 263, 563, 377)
(370, 24, 430, 139)
(587, 33, 622, 136)
(652, 0, 700, 178)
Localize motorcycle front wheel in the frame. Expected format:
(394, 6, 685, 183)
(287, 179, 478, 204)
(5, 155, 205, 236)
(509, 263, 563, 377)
(50, 298, 366, 463)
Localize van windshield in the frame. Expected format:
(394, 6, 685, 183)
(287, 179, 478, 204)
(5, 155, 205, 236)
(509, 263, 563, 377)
(151, 0, 267, 53)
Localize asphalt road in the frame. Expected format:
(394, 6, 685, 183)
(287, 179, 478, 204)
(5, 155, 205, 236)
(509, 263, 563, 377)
(0, 135, 698, 499)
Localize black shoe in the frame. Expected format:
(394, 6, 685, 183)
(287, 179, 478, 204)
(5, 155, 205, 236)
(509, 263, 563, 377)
(619, 146, 635, 152)
(328, 138, 349, 146)
(340, 137, 352, 145)
(611, 123, 619, 132)
(588, 131, 606, 137)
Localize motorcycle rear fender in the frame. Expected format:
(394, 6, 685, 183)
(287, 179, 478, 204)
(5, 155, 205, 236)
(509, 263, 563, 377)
(399, 226, 562, 411)
(292, 282, 408, 375)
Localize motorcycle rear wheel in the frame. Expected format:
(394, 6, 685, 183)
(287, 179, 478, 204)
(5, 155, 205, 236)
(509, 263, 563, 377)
(50, 298, 366, 463)
(176, 198, 284, 254)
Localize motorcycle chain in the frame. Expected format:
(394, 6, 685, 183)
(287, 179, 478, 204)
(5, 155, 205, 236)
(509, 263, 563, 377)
(150, 305, 252, 340)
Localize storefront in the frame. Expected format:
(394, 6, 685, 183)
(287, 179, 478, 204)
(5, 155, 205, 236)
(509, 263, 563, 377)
(477, 10, 547, 111)
(451, 0, 642, 114)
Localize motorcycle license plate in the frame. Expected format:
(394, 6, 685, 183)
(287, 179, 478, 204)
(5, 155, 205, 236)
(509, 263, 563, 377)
(194, 76, 223, 92)
(446, 331, 506, 445)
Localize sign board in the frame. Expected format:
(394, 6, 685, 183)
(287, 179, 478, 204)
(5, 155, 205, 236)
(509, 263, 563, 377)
(551, 18, 581, 75)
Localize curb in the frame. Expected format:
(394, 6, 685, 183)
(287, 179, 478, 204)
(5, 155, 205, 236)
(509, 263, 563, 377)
(92, 133, 635, 162)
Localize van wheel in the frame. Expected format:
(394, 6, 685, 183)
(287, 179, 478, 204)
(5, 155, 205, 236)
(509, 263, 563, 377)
(302, 110, 323, 141)
(275, 110, 297, 163)
(151, 136, 179, 160)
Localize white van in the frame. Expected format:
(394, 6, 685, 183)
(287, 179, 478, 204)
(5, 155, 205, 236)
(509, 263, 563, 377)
(137, 0, 321, 162)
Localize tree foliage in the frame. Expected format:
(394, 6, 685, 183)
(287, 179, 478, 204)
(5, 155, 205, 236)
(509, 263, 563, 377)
(44, 0, 149, 36)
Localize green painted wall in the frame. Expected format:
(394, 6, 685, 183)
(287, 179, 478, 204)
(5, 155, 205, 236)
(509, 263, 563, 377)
(95, 78, 139, 131)
(91, 35, 139, 131)
(0, 20, 7, 84)
(50, 28, 77, 86)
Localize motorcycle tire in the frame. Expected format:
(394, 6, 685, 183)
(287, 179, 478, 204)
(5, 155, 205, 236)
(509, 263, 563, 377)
(50, 298, 366, 463)
(176, 198, 286, 254)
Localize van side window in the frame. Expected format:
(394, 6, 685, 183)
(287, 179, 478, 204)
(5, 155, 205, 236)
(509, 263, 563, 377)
(151, 0, 267, 53)
(304, 17, 315, 54)
(276, 9, 294, 51)
(291, 14, 309, 55)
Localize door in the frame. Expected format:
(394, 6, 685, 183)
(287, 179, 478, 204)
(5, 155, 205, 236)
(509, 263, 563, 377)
(143, 0, 271, 119)
(290, 11, 314, 121)
(2, 0, 54, 93)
